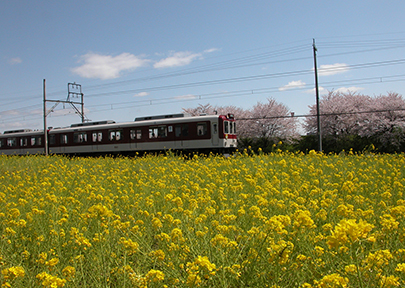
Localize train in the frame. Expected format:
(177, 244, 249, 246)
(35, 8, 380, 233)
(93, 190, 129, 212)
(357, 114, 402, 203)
(0, 113, 237, 156)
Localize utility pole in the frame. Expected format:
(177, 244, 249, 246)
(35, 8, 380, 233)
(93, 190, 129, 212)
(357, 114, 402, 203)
(313, 39, 322, 152)
(43, 81, 88, 155)
(43, 79, 48, 156)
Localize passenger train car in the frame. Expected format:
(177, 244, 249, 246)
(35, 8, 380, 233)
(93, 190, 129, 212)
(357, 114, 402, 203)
(0, 113, 237, 155)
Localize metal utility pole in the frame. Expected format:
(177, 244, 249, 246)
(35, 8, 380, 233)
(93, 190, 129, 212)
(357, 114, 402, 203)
(43, 79, 48, 155)
(313, 39, 322, 152)
(43, 81, 88, 155)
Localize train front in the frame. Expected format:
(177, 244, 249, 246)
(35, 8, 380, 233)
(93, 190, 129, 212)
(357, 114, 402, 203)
(218, 114, 237, 153)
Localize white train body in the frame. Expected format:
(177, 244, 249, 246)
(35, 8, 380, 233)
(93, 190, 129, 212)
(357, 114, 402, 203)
(0, 114, 237, 155)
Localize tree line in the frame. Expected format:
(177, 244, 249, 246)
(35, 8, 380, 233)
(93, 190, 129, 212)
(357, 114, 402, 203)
(183, 91, 405, 153)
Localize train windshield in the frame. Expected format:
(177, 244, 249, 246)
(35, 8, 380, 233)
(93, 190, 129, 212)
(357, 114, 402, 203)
(224, 121, 236, 135)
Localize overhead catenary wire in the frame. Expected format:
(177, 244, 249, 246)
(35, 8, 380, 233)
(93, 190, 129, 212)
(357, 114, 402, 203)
(5, 53, 405, 115)
(2, 66, 405, 123)
(237, 108, 405, 121)
(2, 74, 405, 126)
(2, 37, 405, 127)
(3, 37, 405, 102)
(3, 72, 405, 121)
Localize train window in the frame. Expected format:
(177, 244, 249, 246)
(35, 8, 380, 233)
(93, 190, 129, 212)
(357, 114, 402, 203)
(213, 123, 218, 134)
(130, 130, 136, 140)
(182, 124, 189, 137)
(74, 132, 88, 143)
(0, 139, 3, 147)
(149, 128, 156, 138)
(116, 130, 122, 140)
(49, 135, 56, 145)
(98, 132, 103, 142)
(224, 121, 229, 134)
(60, 134, 68, 144)
(31, 136, 42, 146)
(109, 130, 119, 140)
(130, 129, 142, 140)
(92, 133, 97, 142)
(175, 125, 181, 137)
(229, 121, 235, 134)
(7, 138, 17, 147)
(159, 126, 167, 138)
(232, 122, 236, 134)
(149, 126, 167, 139)
(174, 124, 189, 137)
(109, 131, 115, 141)
(197, 123, 207, 136)
(109, 130, 123, 141)
(20, 137, 28, 147)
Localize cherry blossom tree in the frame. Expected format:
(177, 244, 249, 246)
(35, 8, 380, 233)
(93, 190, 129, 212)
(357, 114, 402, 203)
(183, 98, 299, 140)
(182, 103, 214, 116)
(304, 91, 371, 136)
(305, 91, 405, 151)
(359, 92, 405, 149)
(249, 98, 299, 140)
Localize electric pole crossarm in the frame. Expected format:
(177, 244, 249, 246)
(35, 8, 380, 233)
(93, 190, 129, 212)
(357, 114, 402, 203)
(46, 100, 83, 105)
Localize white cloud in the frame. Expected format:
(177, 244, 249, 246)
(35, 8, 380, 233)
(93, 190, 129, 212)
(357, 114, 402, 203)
(279, 80, 306, 91)
(305, 86, 327, 94)
(9, 57, 22, 65)
(173, 94, 198, 100)
(0, 122, 25, 129)
(134, 92, 149, 97)
(204, 48, 219, 53)
(318, 63, 349, 76)
(29, 109, 43, 116)
(335, 86, 364, 93)
(71, 52, 150, 80)
(154, 51, 203, 69)
(1, 109, 20, 116)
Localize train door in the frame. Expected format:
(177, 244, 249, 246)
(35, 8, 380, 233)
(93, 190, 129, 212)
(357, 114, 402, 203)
(60, 134, 68, 154)
(174, 125, 182, 148)
(92, 131, 102, 152)
(129, 129, 138, 150)
(212, 121, 219, 146)
(174, 124, 189, 148)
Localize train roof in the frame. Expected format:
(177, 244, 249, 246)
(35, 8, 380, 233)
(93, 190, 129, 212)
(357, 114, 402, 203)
(135, 113, 191, 121)
(0, 129, 44, 137)
(70, 120, 116, 127)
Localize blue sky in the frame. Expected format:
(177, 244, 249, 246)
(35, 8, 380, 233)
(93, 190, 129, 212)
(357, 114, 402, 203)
(2, 0, 405, 131)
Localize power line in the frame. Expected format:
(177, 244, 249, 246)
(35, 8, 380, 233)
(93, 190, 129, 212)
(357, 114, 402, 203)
(81, 57, 405, 99)
(2, 38, 405, 126)
(237, 108, 405, 121)
(71, 74, 405, 114)
(2, 71, 405, 125)
(3, 36, 405, 103)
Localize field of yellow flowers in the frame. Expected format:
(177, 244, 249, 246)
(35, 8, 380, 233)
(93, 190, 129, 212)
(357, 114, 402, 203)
(1, 151, 405, 287)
